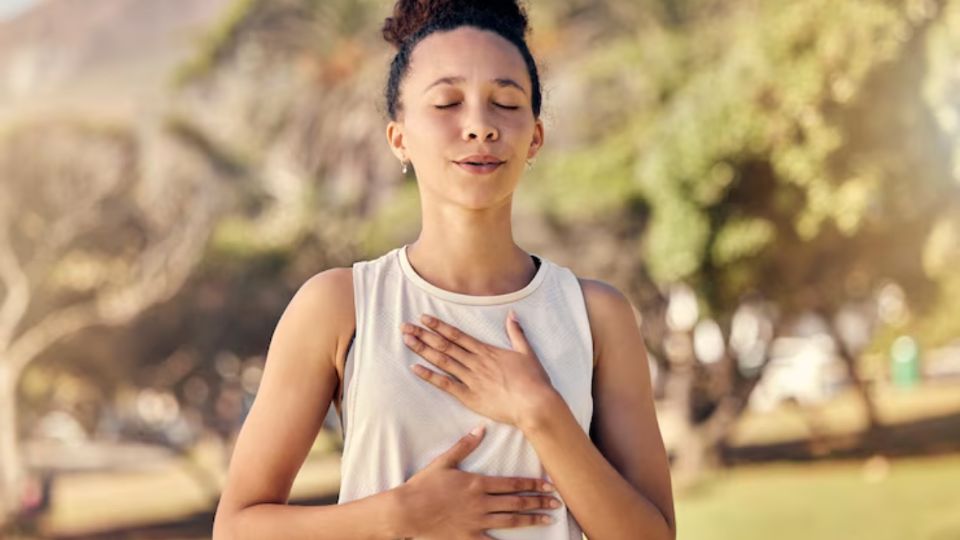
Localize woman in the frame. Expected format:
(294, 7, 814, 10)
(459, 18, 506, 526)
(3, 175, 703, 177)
(212, 1, 675, 539)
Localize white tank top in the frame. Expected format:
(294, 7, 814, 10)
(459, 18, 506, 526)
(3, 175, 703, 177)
(337, 244, 593, 540)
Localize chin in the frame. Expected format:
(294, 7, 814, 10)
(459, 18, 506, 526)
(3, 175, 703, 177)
(451, 189, 513, 210)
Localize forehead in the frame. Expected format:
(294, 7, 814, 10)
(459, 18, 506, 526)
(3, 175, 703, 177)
(406, 26, 530, 91)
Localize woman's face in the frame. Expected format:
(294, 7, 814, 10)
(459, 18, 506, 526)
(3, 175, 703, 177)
(386, 26, 544, 210)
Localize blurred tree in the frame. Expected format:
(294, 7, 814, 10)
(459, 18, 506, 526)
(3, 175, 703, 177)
(171, 0, 409, 259)
(0, 117, 237, 526)
(526, 0, 959, 483)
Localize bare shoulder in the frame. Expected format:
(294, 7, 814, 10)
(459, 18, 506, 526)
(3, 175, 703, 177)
(577, 277, 630, 307)
(299, 266, 354, 309)
(297, 266, 356, 372)
(576, 277, 639, 369)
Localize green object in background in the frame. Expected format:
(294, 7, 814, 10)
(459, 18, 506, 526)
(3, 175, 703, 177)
(890, 335, 921, 387)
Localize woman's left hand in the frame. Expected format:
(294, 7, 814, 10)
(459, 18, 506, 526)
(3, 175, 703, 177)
(401, 309, 557, 428)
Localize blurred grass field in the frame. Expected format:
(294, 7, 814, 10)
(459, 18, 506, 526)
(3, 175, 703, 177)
(676, 453, 960, 540)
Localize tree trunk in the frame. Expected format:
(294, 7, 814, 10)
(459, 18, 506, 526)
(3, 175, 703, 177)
(665, 324, 775, 488)
(836, 342, 881, 431)
(0, 360, 22, 530)
(821, 310, 882, 431)
(661, 330, 713, 489)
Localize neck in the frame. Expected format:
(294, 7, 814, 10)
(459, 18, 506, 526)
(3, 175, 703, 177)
(407, 199, 537, 296)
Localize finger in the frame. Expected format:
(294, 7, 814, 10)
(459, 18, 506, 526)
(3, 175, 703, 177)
(433, 425, 485, 468)
(484, 494, 561, 514)
(419, 314, 489, 354)
(410, 362, 470, 398)
(404, 333, 471, 382)
(482, 475, 555, 494)
(402, 322, 473, 362)
(505, 308, 532, 355)
(483, 512, 553, 529)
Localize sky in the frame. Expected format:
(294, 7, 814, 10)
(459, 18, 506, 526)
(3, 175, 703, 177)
(0, 0, 37, 21)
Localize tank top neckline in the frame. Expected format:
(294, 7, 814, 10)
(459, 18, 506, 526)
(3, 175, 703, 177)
(397, 244, 550, 305)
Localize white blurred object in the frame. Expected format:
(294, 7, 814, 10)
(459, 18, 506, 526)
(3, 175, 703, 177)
(835, 303, 873, 351)
(748, 334, 847, 412)
(876, 281, 909, 326)
(925, 340, 960, 379)
(136, 388, 180, 426)
(730, 306, 761, 355)
(731, 303, 773, 374)
(693, 319, 725, 364)
(666, 283, 699, 332)
(33, 410, 88, 444)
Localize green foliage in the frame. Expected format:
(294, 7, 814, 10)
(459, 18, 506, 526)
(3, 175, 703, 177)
(534, 126, 638, 220)
(172, 0, 386, 89)
(711, 216, 776, 266)
(172, 0, 959, 330)
(171, 0, 260, 88)
(531, 0, 956, 320)
(923, 0, 960, 185)
(357, 180, 423, 255)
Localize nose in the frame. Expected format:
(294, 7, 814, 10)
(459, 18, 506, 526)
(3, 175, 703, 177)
(461, 107, 499, 142)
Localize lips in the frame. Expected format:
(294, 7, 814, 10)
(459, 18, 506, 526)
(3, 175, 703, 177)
(455, 161, 503, 175)
(455, 154, 504, 166)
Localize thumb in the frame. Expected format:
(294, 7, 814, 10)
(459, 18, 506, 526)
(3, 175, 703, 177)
(434, 425, 485, 468)
(505, 308, 532, 355)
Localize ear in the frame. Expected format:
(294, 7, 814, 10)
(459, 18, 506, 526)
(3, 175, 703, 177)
(526, 118, 544, 160)
(386, 120, 406, 161)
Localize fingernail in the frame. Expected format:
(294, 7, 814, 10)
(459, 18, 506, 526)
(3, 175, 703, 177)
(508, 308, 519, 322)
(470, 425, 485, 437)
(542, 482, 555, 492)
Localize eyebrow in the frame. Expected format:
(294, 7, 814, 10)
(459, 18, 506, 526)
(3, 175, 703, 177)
(424, 76, 527, 95)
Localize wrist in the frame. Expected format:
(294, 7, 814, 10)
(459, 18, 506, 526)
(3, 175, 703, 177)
(517, 388, 563, 435)
(384, 484, 412, 539)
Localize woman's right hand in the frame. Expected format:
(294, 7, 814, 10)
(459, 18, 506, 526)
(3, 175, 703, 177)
(395, 425, 560, 539)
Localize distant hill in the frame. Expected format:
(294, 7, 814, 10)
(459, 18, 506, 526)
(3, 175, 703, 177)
(0, 0, 232, 121)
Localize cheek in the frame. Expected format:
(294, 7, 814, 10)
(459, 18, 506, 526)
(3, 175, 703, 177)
(408, 112, 457, 137)
(508, 116, 535, 137)
(503, 122, 535, 157)
(406, 116, 458, 157)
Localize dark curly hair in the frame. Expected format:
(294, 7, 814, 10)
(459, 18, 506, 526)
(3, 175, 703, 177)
(381, 0, 542, 121)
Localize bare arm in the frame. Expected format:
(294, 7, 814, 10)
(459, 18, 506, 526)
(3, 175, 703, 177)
(212, 268, 406, 539)
(516, 279, 676, 540)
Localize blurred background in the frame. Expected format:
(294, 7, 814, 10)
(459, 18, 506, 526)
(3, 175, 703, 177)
(1, 0, 959, 538)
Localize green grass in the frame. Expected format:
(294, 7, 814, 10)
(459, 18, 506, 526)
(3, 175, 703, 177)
(676, 454, 960, 540)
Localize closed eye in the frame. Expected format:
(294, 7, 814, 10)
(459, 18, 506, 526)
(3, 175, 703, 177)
(434, 103, 520, 110)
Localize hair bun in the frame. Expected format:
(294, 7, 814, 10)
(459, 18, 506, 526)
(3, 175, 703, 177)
(382, 0, 530, 50)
